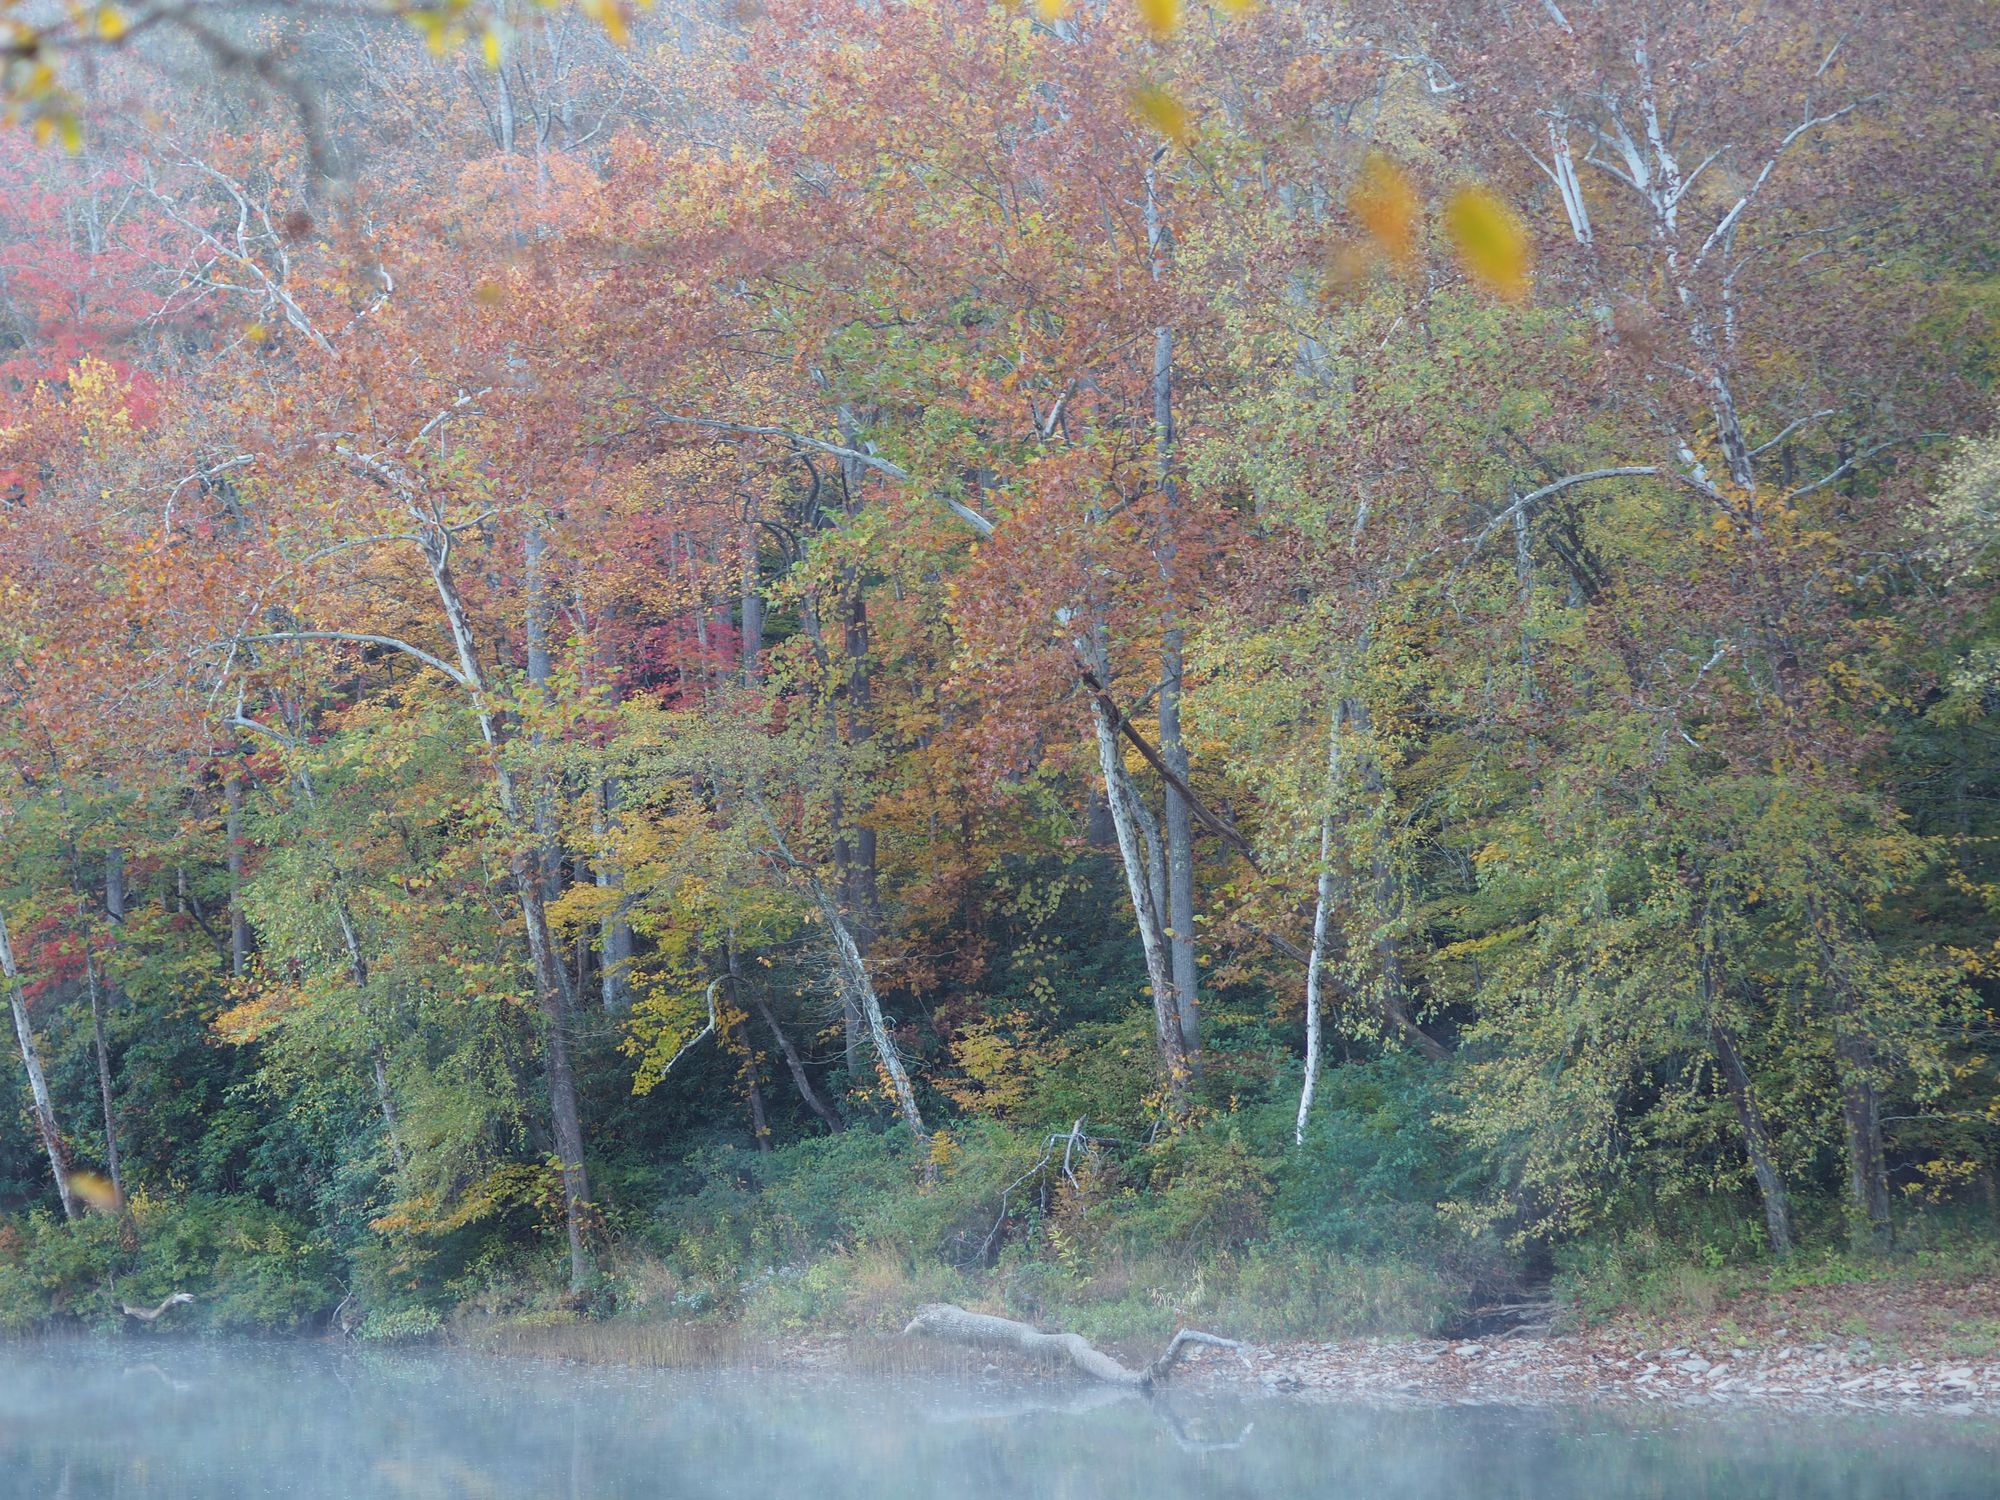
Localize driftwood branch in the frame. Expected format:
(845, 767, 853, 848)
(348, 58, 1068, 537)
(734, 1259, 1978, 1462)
(121, 1291, 195, 1322)
(903, 1303, 1252, 1390)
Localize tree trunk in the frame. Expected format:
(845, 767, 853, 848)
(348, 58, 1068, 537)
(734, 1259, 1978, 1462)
(0, 909, 76, 1219)
(520, 870, 595, 1289)
(727, 941, 771, 1151)
(1710, 1021, 1792, 1256)
(757, 791, 927, 1147)
(84, 953, 123, 1199)
(818, 883, 926, 1145)
(594, 776, 633, 1014)
(1836, 1029, 1891, 1250)
(224, 770, 252, 976)
(1340, 698, 1445, 1062)
(423, 527, 595, 1291)
(740, 1023, 771, 1151)
(524, 521, 564, 902)
(826, 765, 866, 1081)
(751, 990, 844, 1133)
(1158, 625, 1201, 1062)
(741, 514, 765, 683)
(1090, 696, 1192, 1119)
(1295, 704, 1343, 1147)
(371, 1045, 407, 1174)
(99, 849, 128, 1197)
(1807, 899, 1892, 1250)
(1144, 164, 1201, 1066)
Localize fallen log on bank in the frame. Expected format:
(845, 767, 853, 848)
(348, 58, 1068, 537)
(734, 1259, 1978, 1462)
(121, 1291, 194, 1322)
(902, 1303, 1253, 1390)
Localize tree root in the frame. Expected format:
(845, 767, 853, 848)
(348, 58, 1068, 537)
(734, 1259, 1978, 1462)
(902, 1304, 1252, 1391)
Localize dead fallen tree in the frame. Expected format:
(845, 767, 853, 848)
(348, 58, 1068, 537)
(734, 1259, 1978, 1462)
(902, 1303, 1253, 1391)
(121, 1292, 194, 1322)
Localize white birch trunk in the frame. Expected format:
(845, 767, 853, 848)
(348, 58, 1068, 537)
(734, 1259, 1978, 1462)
(1295, 706, 1343, 1146)
(1092, 699, 1192, 1117)
(0, 908, 76, 1219)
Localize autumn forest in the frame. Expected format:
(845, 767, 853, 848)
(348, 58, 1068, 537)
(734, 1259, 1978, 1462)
(1, 0, 1998, 1344)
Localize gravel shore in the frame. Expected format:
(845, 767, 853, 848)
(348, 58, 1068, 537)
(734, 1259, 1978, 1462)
(1194, 1332, 2000, 1416)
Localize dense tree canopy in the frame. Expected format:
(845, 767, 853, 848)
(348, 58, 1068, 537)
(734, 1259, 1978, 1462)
(1, 0, 1996, 1332)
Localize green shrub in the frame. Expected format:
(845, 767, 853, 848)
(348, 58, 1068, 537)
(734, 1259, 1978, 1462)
(0, 1194, 338, 1334)
(1271, 1054, 1480, 1258)
(355, 1304, 444, 1342)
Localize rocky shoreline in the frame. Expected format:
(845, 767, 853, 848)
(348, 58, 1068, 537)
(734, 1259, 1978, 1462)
(471, 1271, 2000, 1421)
(1187, 1332, 2000, 1416)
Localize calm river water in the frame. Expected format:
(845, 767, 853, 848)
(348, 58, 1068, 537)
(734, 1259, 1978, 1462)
(2, 1340, 1995, 1498)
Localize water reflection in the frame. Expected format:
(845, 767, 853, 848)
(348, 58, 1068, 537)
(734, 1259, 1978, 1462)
(2, 1341, 1994, 1499)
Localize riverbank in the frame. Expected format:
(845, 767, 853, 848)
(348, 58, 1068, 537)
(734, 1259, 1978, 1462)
(461, 1269, 2000, 1419)
(1211, 1328, 2000, 1416)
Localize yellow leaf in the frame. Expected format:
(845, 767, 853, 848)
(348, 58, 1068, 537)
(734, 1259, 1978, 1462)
(481, 27, 503, 69)
(1349, 151, 1420, 270)
(1127, 82, 1193, 146)
(411, 11, 451, 55)
(244, 322, 269, 345)
(1443, 185, 1532, 301)
(97, 8, 128, 41)
(71, 1171, 122, 1213)
(585, 0, 630, 47)
(1033, 0, 1075, 17)
(1213, 0, 1257, 11)
(1136, 0, 1181, 37)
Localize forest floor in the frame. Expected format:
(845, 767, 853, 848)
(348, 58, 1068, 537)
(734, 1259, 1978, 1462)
(1175, 1272, 2000, 1415)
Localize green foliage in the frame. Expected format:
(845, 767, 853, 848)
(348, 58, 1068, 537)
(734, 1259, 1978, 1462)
(1274, 1056, 1486, 1259)
(0, 1195, 338, 1334)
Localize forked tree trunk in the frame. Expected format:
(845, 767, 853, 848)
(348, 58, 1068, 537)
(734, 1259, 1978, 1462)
(1146, 163, 1202, 1067)
(755, 796, 927, 1147)
(818, 881, 926, 1146)
(1090, 697, 1192, 1119)
(1, 909, 76, 1219)
(1692, 918, 1792, 1255)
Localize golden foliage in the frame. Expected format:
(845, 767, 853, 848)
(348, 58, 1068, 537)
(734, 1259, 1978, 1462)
(1135, 0, 1182, 38)
(1126, 82, 1194, 145)
(1443, 185, 1532, 301)
(1349, 152, 1421, 270)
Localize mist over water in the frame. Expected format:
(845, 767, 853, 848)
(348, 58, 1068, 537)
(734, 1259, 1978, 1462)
(3, 1342, 1995, 1500)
